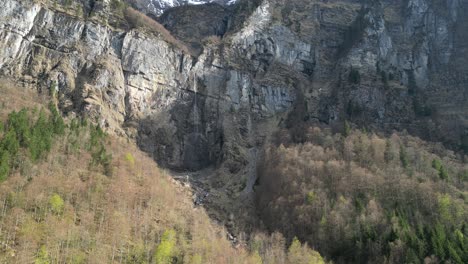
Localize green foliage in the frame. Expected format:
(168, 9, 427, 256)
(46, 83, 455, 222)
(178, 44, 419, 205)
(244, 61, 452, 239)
(288, 237, 324, 264)
(399, 145, 409, 168)
(459, 170, 468, 182)
(343, 121, 351, 137)
(88, 125, 113, 176)
(348, 68, 361, 84)
(439, 166, 449, 180)
(1, 129, 19, 158)
(69, 252, 86, 264)
(35, 245, 51, 264)
(287, 237, 303, 263)
(154, 229, 176, 264)
(306, 191, 316, 205)
(88, 125, 106, 151)
(127, 242, 148, 264)
(190, 254, 203, 264)
(125, 153, 135, 167)
(49, 193, 64, 215)
(0, 102, 72, 182)
(30, 109, 53, 161)
(110, 0, 127, 15)
(433, 159, 449, 180)
(250, 251, 263, 264)
(7, 109, 31, 148)
(90, 143, 113, 176)
(0, 103, 65, 174)
(0, 150, 10, 182)
(384, 140, 394, 163)
(438, 194, 452, 223)
(48, 102, 65, 135)
(49, 81, 57, 98)
(432, 159, 442, 171)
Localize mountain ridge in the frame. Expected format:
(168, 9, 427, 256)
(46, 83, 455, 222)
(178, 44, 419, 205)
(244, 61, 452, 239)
(126, 0, 237, 16)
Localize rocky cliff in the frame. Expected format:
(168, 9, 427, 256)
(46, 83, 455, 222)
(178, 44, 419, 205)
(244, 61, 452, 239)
(1, 0, 467, 231)
(126, 0, 237, 16)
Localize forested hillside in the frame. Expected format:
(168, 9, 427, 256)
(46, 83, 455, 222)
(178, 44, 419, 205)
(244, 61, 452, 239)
(0, 82, 325, 263)
(257, 126, 468, 263)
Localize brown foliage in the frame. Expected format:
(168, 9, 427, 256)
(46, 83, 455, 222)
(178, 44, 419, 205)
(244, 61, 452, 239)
(257, 126, 467, 263)
(123, 7, 195, 55)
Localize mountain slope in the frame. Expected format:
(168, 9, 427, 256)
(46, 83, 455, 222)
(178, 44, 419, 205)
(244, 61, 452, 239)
(0, 81, 324, 263)
(0, 0, 467, 263)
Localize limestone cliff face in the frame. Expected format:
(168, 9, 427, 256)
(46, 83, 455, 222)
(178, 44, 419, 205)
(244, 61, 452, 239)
(0, 0, 467, 173)
(0, 0, 295, 172)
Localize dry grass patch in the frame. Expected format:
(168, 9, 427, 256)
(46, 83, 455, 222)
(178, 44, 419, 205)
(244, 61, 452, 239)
(124, 7, 195, 56)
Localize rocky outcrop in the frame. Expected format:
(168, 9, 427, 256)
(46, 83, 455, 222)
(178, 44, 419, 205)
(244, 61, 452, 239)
(0, 0, 297, 172)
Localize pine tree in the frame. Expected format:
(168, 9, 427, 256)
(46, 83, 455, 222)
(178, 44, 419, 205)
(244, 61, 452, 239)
(0, 150, 10, 182)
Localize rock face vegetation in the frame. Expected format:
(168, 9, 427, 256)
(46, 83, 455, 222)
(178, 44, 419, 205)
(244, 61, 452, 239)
(0, 0, 467, 263)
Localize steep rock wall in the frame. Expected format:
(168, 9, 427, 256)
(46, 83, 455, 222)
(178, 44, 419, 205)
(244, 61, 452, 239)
(1, 0, 467, 170)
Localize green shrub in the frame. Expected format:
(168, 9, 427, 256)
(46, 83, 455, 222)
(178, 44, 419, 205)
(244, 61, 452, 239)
(459, 171, 468, 182)
(343, 121, 351, 137)
(432, 159, 442, 171)
(439, 166, 449, 180)
(306, 191, 316, 205)
(49, 193, 64, 215)
(91, 145, 113, 176)
(154, 229, 177, 264)
(49, 81, 57, 98)
(400, 145, 409, 168)
(126, 242, 148, 264)
(88, 125, 113, 176)
(125, 153, 135, 167)
(35, 245, 51, 264)
(384, 140, 395, 163)
(433, 159, 449, 180)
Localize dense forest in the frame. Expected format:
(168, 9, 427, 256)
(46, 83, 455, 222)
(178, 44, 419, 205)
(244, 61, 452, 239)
(257, 126, 468, 263)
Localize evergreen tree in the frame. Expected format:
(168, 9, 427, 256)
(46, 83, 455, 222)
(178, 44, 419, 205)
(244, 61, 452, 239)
(0, 150, 10, 182)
